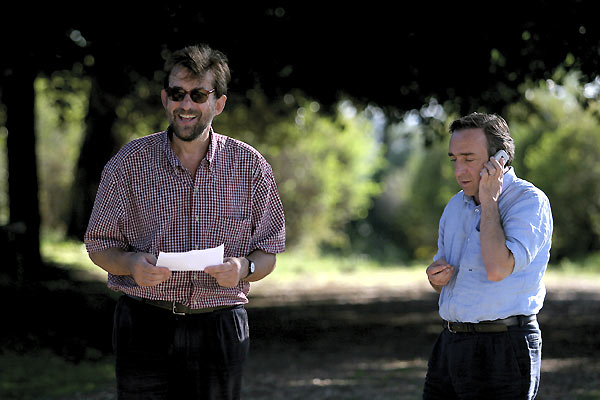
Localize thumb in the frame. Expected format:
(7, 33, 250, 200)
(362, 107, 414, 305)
(143, 253, 157, 266)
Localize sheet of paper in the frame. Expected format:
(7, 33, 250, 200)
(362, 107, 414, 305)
(156, 244, 224, 271)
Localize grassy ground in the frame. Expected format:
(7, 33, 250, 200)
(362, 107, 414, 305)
(2, 239, 599, 399)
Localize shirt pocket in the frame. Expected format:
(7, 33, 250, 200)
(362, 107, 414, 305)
(209, 215, 252, 257)
(458, 229, 487, 280)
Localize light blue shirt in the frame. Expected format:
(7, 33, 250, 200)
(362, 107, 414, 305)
(435, 167, 553, 322)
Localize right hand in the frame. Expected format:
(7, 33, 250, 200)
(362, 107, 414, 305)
(127, 252, 172, 287)
(426, 258, 455, 290)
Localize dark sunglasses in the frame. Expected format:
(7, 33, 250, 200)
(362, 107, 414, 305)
(165, 87, 216, 103)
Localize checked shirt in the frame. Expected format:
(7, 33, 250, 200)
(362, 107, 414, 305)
(84, 127, 286, 308)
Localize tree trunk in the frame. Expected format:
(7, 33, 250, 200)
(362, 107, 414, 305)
(67, 74, 120, 240)
(2, 66, 42, 281)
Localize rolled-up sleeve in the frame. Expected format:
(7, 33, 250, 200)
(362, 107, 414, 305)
(503, 191, 553, 274)
(250, 159, 286, 254)
(84, 159, 128, 254)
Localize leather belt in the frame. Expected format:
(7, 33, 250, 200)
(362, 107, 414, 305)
(444, 315, 536, 333)
(127, 295, 235, 315)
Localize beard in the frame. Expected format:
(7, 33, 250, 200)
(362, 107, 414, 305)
(170, 109, 212, 142)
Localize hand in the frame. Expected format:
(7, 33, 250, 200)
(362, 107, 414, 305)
(204, 257, 245, 288)
(127, 252, 172, 287)
(479, 156, 505, 204)
(426, 258, 455, 288)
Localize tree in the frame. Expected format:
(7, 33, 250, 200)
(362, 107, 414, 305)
(508, 70, 600, 258)
(215, 90, 385, 251)
(1, 65, 41, 280)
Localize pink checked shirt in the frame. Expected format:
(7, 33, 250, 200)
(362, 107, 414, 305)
(84, 127, 286, 308)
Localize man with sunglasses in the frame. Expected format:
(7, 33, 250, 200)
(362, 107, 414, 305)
(85, 44, 286, 399)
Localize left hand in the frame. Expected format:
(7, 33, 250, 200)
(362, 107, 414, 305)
(204, 257, 246, 287)
(479, 156, 505, 204)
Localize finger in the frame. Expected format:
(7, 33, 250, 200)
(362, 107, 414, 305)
(432, 266, 450, 275)
(203, 264, 225, 274)
(427, 264, 449, 276)
(490, 156, 504, 168)
(142, 265, 171, 276)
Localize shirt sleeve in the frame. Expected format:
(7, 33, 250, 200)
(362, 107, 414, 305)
(249, 158, 286, 255)
(433, 204, 448, 263)
(84, 158, 129, 254)
(503, 190, 553, 274)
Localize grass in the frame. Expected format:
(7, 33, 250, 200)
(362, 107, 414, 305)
(0, 350, 114, 400)
(39, 236, 600, 288)
(40, 238, 427, 285)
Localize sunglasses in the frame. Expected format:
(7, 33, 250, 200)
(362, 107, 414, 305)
(165, 87, 216, 103)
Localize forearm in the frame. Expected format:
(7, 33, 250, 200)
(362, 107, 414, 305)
(480, 202, 514, 281)
(243, 249, 276, 282)
(89, 247, 135, 276)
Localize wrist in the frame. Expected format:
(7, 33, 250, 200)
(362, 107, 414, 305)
(243, 257, 255, 280)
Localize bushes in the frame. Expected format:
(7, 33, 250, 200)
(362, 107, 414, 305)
(508, 70, 600, 258)
(215, 90, 384, 251)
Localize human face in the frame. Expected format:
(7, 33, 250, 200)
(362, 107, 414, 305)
(161, 67, 224, 143)
(448, 128, 490, 202)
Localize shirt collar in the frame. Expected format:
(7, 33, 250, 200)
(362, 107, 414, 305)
(162, 125, 219, 170)
(205, 127, 219, 168)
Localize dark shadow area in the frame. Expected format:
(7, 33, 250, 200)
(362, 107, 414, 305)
(2, 266, 600, 399)
(1, 264, 118, 363)
(243, 288, 600, 399)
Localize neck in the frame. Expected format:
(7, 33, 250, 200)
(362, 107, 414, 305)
(169, 126, 211, 175)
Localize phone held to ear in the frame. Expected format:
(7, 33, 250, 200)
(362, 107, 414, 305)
(480, 150, 509, 177)
(493, 150, 509, 163)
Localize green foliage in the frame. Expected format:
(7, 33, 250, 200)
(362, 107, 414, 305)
(507, 70, 600, 258)
(367, 113, 458, 261)
(34, 71, 90, 234)
(18, 64, 600, 263)
(394, 139, 457, 260)
(214, 90, 385, 251)
(113, 71, 167, 144)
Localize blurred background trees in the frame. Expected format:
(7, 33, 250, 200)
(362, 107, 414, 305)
(1, 1, 600, 280)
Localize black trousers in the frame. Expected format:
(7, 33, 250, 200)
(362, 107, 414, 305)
(113, 295, 249, 400)
(423, 318, 542, 400)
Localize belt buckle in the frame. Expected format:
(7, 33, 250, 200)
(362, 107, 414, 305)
(172, 302, 186, 316)
(447, 321, 457, 333)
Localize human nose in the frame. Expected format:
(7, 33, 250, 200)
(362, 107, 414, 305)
(454, 160, 466, 176)
(179, 93, 195, 109)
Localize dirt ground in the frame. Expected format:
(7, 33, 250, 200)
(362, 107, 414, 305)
(54, 274, 600, 400)
(241, 277, 600, 400)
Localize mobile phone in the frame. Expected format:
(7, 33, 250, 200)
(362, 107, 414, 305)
(493, 150, 509, 162)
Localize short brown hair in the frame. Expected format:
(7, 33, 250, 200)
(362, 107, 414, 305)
(163, 44, 231, 98)
(449, 112, 515, 166)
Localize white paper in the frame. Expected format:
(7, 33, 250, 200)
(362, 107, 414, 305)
(156, 244, 224, 271)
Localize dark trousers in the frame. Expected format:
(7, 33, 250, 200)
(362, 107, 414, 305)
(423, 319, 542, 400)
(113, 295, 249, 400)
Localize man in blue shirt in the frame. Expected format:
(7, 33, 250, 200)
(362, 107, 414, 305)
(423, 113, 553, 399)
